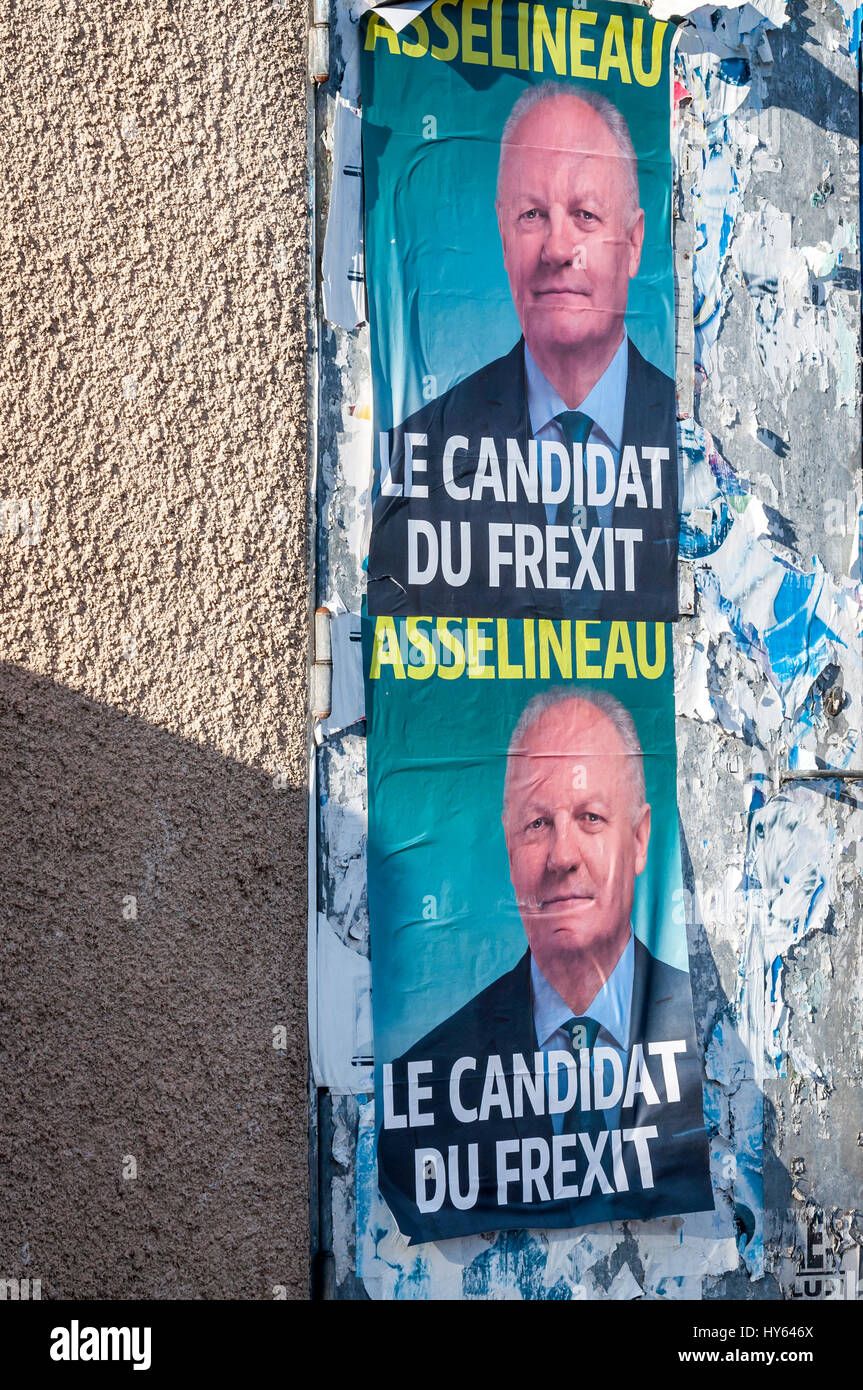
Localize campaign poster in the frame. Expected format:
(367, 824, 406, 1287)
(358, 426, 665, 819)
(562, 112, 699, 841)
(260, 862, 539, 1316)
(364, 615, 713, 1241)
(362, 1, 680, 621)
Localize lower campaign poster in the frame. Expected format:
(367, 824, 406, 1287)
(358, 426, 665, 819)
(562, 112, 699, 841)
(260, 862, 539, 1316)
(364, 616, 713, 1242)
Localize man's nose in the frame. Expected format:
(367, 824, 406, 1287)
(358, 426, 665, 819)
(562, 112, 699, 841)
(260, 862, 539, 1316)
(546, 816, 581, 873)
(541, 207, 579, 267)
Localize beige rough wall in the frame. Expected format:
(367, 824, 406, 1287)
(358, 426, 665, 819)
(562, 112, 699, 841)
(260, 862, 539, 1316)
(0, 0, 310, 1297)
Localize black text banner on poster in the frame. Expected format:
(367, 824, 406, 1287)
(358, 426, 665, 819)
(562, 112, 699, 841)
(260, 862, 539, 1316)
(362, 2, 680, 621)
(364, 617, 713, 1243)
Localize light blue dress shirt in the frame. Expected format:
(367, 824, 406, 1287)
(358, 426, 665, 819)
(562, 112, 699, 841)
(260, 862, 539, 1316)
(531, 933, 635, 1136)
(525, 333, 629, 530)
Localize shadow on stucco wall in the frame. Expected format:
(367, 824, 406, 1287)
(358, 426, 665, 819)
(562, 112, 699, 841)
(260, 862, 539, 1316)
(0, 664, 308, 1299)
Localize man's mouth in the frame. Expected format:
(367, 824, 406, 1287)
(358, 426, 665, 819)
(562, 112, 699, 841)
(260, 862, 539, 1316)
(538, 891, 594, 909)
(534, 287, 589, 298)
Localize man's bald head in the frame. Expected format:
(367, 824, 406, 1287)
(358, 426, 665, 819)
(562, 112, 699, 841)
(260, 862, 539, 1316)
(496, 83, 641, 232)
(503, 687, 646, 824)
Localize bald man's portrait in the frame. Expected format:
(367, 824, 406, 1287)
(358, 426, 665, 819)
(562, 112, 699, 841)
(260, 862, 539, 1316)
(368, 82, 679, 622)
(377, 689, 712, 1244)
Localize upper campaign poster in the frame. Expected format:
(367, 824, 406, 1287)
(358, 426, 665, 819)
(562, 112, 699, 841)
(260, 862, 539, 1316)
(362, 1, 680, 621)
(365, 616, 713, 1242)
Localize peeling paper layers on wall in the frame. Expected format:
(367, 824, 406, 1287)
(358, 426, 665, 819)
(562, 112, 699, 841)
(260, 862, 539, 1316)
(678, 417, 863, 1109)
(321, 64, 366, 331)
(654, 0, 788, 21)
(351, 0, 436, 35)
(355, 1095, 739, 1299)
(677, 417, 862, 765)
(731, 205, 858, 411)
(677, 5, 785, 378)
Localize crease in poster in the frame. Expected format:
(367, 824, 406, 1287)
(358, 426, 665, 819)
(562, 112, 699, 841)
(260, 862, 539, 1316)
(364, 616, 713, 1243)
(362, 0, 681, 620)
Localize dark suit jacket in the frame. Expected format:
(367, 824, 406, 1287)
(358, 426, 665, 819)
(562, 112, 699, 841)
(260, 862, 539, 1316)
(377, 940, 713, 1243)
(368, 338, 679, 620)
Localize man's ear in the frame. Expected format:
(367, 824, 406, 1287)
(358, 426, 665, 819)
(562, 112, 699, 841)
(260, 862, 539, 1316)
(627, 207, 645, 279)
(633, 802, 651, 876)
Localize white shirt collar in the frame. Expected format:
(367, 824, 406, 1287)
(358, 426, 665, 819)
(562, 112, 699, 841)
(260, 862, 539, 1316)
(525, 331, 629, 452)
(530, 933, 634, 1053)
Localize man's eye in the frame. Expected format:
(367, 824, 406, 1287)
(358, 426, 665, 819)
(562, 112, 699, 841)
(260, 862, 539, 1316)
(519, 208, 544, 223)
(580, 812, 603, 825)
(526, 816, 547, 831)
(574, 209, 598, 223)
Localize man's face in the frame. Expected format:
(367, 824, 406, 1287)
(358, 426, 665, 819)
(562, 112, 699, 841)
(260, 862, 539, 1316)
(496, 96, 644, 371)
(503, 700, 650, 978)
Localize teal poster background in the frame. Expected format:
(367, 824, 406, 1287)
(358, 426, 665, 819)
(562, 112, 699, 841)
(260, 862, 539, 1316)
(362, 0, 677, 435)
(364, 617, 687, 1067)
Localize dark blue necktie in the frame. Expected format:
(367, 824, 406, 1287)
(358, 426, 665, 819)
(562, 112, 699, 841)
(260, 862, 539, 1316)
(563, 1015, 601, 1052)
(552, 410, 593, 529)
(560, 1014, 602, 1137)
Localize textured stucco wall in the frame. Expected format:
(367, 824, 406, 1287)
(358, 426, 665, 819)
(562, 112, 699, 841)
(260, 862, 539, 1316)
(0, 1, 310, 1297)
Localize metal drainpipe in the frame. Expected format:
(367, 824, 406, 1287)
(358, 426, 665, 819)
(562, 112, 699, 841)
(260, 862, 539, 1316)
(311, 607, 333, 721)
(309, 0, 330, 85)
